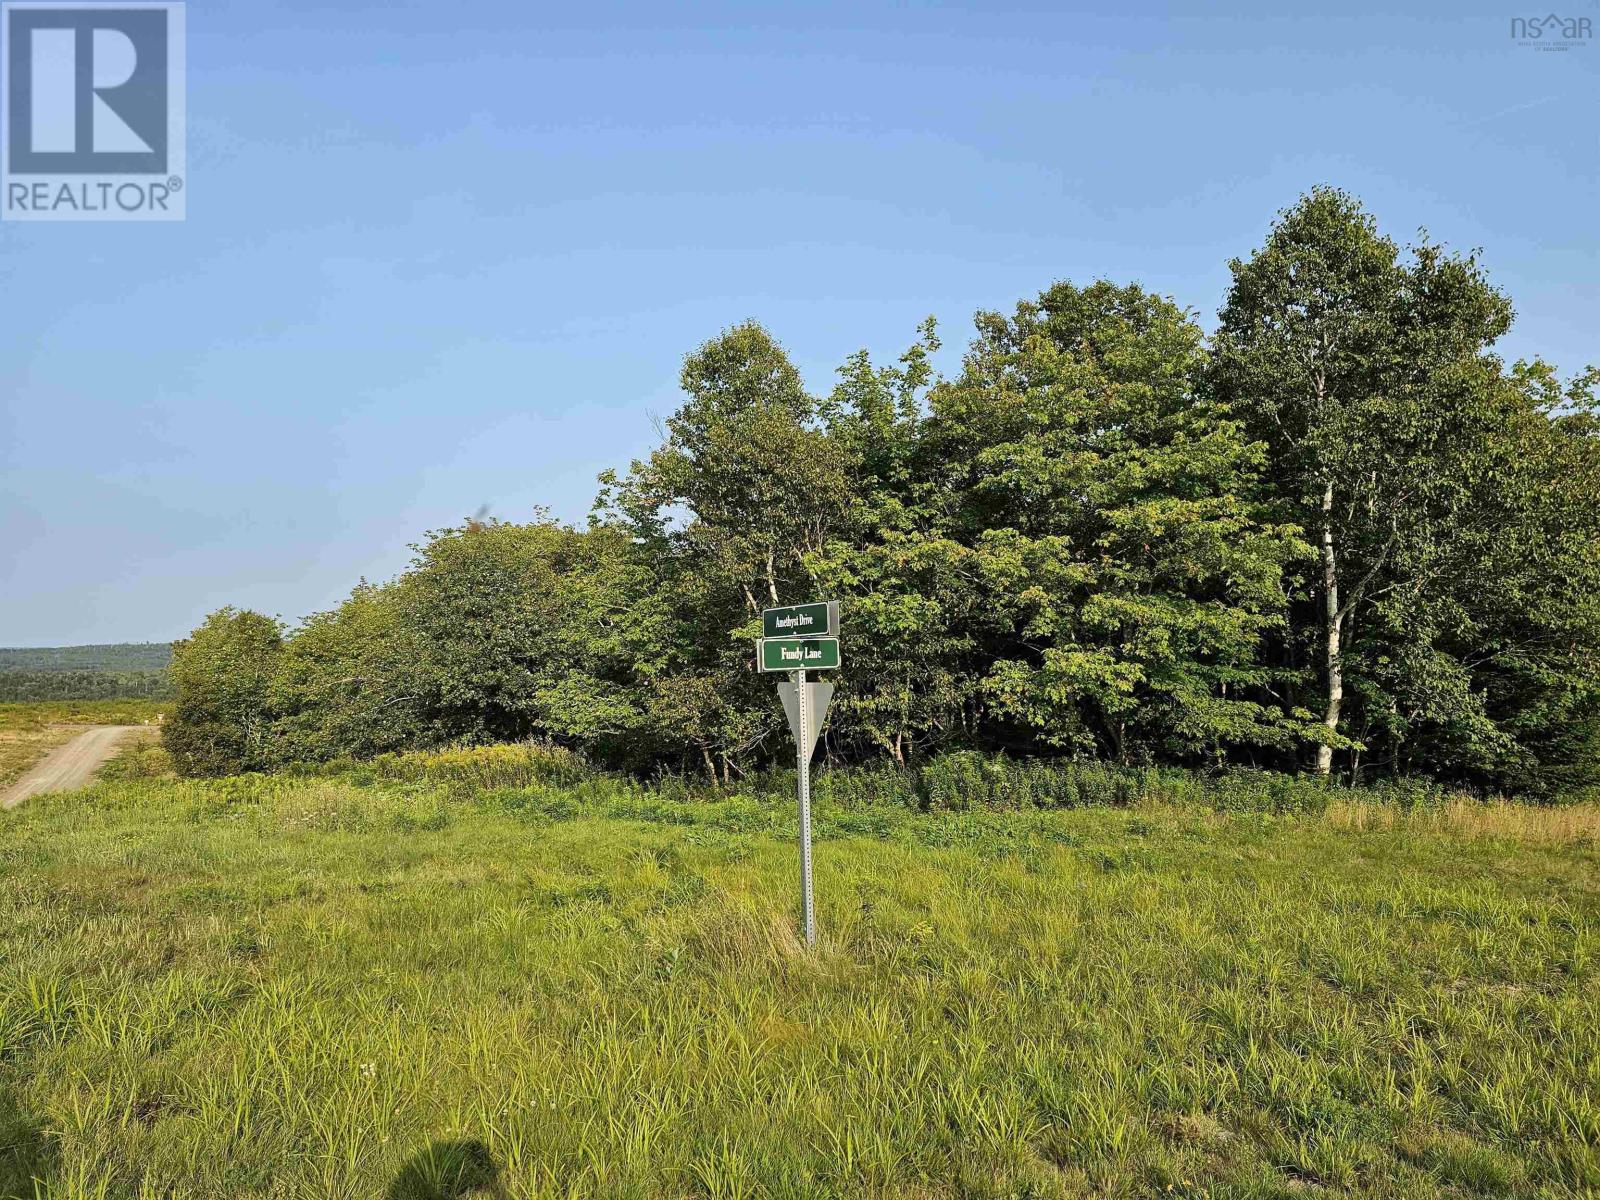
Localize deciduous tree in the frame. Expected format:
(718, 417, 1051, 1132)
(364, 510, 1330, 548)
(928, 280, 1309, 763)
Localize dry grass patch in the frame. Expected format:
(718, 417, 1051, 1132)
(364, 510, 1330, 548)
(0, 724, 82, 788)
(1328, 797, 1600, 846)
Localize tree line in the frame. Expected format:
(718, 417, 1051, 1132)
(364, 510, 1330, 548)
(165, 190, 1600, 797)
(0, 669, 172, 703)
(0, 643, 172, 672)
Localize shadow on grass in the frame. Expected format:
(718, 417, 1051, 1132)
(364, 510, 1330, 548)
(0, 1090, 55, 1200)
(388, 1138, 503, 1200)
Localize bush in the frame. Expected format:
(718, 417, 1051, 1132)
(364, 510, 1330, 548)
(97, 741, 174, 782)
(162, 609, 283, 777)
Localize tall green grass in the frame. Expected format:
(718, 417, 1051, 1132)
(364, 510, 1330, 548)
(1, 759, 1595, 1198)
(308, 741, 592, 794)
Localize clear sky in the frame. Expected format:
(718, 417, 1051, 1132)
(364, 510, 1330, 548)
(2, 0, 1595, 646)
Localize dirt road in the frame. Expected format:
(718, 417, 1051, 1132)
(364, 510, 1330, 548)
(1, 725, 141, 810)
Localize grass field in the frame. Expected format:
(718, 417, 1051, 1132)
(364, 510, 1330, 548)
(0, 700, 166, 789)
(1, 739, 1596, 1200)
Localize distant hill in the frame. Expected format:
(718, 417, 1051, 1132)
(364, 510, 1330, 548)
(0, 643, 174, 702)
(0, 642, 172, 672)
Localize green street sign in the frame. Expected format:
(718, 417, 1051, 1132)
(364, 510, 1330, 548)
(763, 601, 838, 639)
(759, 637, 841, 672)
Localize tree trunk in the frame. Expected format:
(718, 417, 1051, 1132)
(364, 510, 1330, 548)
(1316, 479, 1343, 776)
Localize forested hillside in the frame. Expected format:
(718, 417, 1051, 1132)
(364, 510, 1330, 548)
(0, 644, 173, 702)
(164, 190, 1600, 796)
(0, 643, 171, 672)
(0, 670, 172, 703)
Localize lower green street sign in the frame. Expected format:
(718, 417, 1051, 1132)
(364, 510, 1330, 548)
(759, 636, 841, 672)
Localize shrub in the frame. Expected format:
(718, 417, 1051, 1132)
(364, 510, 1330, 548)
(162, 609, 283, 777)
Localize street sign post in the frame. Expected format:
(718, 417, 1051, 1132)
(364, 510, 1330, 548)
(760, 602, 841, 948)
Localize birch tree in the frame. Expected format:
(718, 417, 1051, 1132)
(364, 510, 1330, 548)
(1212, 188, 1515, 775)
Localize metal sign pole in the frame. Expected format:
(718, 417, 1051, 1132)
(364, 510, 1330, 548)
(764, 602, 838, 950)
(795, 667, 816, 947)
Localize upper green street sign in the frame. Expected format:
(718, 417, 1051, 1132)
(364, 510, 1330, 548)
(759, 637, 841, 672)
(763, 601, 838, 639)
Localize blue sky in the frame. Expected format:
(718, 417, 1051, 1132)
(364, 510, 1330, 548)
(2, 0, 1596, 646)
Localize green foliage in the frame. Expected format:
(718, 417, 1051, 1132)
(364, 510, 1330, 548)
(404, 519, 663, 755)
(926, 280, 1312, 762)
(162, 608, 283, 776)
(268, 579, 421, 763)
(812, 752, 1344, 816)
(95, 737, 172, 782)
(598, 322, 852, 779)
(810, 324, 978, 764)
(164, 192, 1600, 797)
(262, 518, 670, 770)
(1213, 188, 1600, 792)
